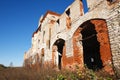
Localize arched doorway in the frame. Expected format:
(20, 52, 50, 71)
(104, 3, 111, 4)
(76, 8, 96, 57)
(53, 38, 65, 69)
(81, 20, 103, 70)
(73, 19, 112, 71)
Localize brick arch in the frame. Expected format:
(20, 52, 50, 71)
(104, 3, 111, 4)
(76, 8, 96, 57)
(53, 38, 65, 54)
(50, 33, 66, 49)
(72, 19, 114, 73)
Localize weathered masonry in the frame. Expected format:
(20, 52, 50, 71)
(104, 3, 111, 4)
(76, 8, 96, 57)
(24, 0, 120, 77)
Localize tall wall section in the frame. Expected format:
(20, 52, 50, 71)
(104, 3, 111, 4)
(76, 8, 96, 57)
(106, 2, 120, 77)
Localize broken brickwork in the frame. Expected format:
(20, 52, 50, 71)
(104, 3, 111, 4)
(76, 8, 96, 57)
(24, 0, 120, 77)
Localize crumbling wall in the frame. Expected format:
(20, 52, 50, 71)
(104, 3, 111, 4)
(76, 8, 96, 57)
(24, 0, 120, 77)
(106, 2, 120, 77)
(72, 27, 84, 69)
(69, 0, 83, 21)
(91, 19, 113, 74)
(62, 45, 74, 70)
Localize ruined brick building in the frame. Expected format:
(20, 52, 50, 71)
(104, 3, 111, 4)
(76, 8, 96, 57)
(24, 0, 120, 77)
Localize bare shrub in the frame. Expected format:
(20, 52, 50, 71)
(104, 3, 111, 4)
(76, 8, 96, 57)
(0, 64, 118, 80)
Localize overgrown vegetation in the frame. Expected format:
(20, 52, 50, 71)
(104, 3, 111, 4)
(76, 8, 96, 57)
(0, 64, 117, 80)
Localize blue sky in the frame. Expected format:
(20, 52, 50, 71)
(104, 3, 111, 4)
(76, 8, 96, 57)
(0, 0, 75, 66)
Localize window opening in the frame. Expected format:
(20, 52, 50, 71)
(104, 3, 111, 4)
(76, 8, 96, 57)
(49, 28, 51, 49)
(81, 0, 88, 13)
(39, 24, 41, 31)
(66, 8, 70, 16)
(38, 40, 40, 43)
(41, 48, 44, 67)
(43, 31, 45, 43)
(57, 19, 60, 24)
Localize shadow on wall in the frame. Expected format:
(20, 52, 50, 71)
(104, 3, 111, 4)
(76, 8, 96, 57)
(81, 20, 103, 70)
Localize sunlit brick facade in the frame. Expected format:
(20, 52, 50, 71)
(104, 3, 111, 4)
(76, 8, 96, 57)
(24, 0, 120, 77)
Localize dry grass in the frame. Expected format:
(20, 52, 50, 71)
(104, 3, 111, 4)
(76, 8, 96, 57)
(0, 64, 117, 80)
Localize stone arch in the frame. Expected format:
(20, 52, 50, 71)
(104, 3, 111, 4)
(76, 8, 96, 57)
(52, 38, 65, 69)
(73, 18, 113, 72)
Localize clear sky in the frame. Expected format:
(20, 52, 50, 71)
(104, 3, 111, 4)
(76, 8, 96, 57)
(0, 0, 74, 67)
